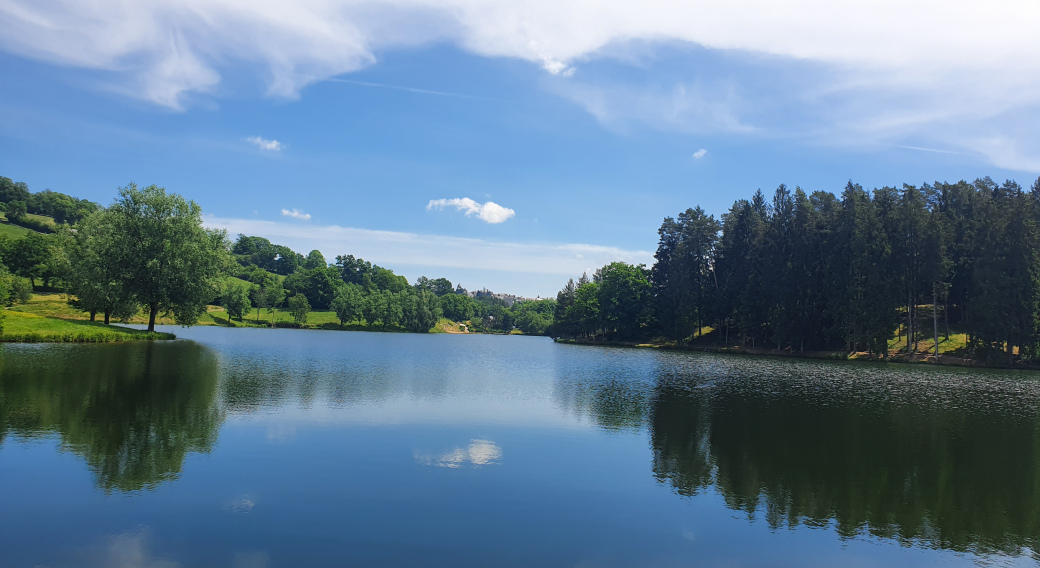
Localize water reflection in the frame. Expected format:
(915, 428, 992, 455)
(5, 331, 1040, 563)
(565, 353, 1040, 556)
(414, 439, 503, 468)
(0, 342, 222, 492)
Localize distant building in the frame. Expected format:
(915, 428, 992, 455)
(462, 287, 548, 307)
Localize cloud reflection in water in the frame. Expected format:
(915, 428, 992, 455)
(414, 439, 502, 468)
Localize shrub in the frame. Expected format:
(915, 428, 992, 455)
(288, 293, 310, 324)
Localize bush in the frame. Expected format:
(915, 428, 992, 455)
(5, 275, 31, 305)
(288, 293, 310, 324)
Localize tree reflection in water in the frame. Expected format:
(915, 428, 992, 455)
(559, 353, 1040, 557)
(0, 341, 222, 492)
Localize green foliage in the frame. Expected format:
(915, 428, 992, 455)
(288, 293, 311, 324)
(284, 266, 342, 309)
(512, 299, 556, 335)
(247, 268, 284, 323)
(24, 189, 99, 224)
(440, 292, 475, 321)
(62, 212, 137, 323)
(652, 206, 719, 345)
(372, 266, 409, 293)
(8, 275, 33, 305)
(545, 175, 1040, 363)
(303, 249, 327, 270)
(6, 200, 27, 220)
(7, 231, 52, 288)
(231, 235, 303, 275)
(0, 177, 30, 203)
(105, 183, 233, 331)
(219, 281, 251, 320)
(598, 261, 652, 339)
(330, 283, 365, 325)
(402, 288, 441, 332)
(570, 282, 601, 337)
(0, 176, 98, 227)
(416, 276, 454, 296)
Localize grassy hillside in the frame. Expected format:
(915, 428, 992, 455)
(1, 311, 174, 342)
(0, 221, 32, 238)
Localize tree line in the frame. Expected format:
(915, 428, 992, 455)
(221, 236, 555, 334)
(0, 178, 554, 335)
(552, 177, 1040, 364)
(0, 175, 99, 229)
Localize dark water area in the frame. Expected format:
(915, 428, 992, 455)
(2, 328, 1040, 567)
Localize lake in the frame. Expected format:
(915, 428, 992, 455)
(2, 327, 1040, 567)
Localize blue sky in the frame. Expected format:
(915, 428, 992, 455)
(1, 1, 1038, 297)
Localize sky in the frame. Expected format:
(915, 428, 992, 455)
(1, 1, 1039, 297)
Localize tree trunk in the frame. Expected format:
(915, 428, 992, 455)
(104, 308, 111, 325)
(905, 296, 911, 353)
(89, 311, 96, 322)
(148, 304, 158, 332)
(933, 294, 939, 362)
(944, 302, 950, 340)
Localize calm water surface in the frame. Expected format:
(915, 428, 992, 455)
(3, 327, 1040, 567)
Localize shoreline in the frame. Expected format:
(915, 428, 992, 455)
(554, 337, 1038, 371)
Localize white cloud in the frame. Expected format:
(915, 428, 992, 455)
(541, 57, 575, 77)
(427, 197, 515, 224)
(3, 1, 1038, 106)
(203, 216, 652, 277)
(281, 208, 311, 220)
(3, 0, 1040, 168)
(247, 136, 283, 151)
(692, 148, 707, 159)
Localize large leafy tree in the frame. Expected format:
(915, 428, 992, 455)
(8, 231, 53, 289)
(62, 214, 138, 323)
(330, 283, 365, 325)
(598, 262, 651, 340)
(219, 281, 251, 322)
(440, 292, 475, 322)
(288, 293, 311, 324)
(568, 282, 601, 338)
(248, 268, 283, 323)
(107, 183, 232, 331)
(402, 288, 440, 332)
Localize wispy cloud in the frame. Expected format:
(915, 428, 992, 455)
(203, 216, 652, 278)
(247, 136, 283, 151)
(4, 0, 1039, 169)
(281, 208, 311, 220)
(326, 78, 497, 101)
(692, 148, 707, 159)
(427, 198, 515, 224)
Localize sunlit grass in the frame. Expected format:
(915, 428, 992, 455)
(1, 311, 174, 342)
(0, 221, 32, 238)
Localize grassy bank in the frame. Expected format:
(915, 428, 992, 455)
(1, 311, 175, 342)
(5, 293, 489, 337)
